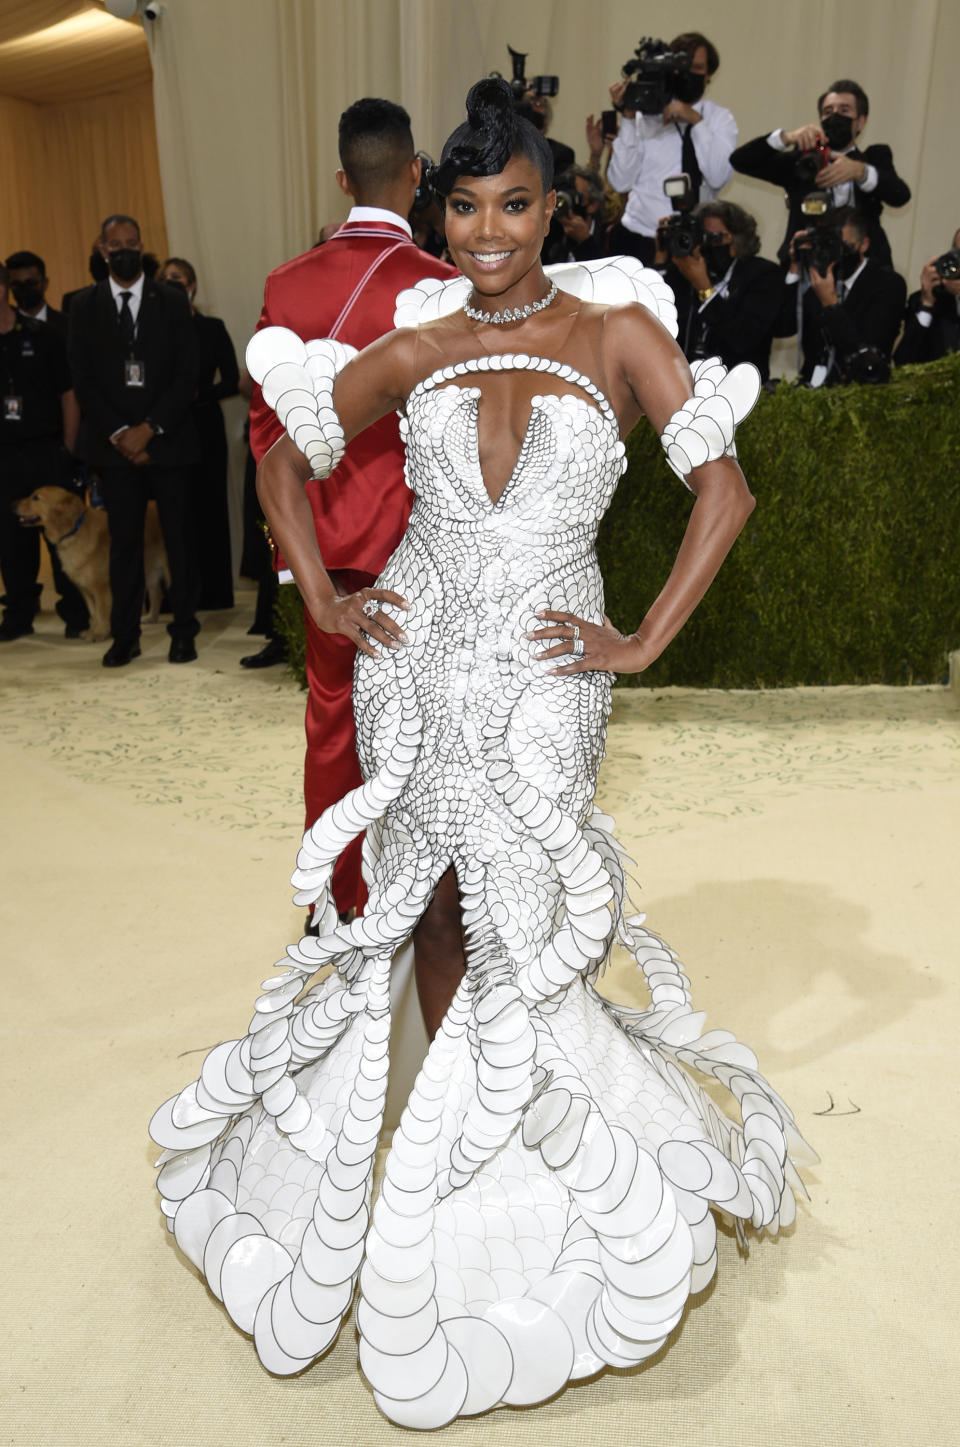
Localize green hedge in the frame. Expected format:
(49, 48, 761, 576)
(276, 351, 960, 688)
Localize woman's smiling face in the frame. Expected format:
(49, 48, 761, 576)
(444, 152, 556, 304)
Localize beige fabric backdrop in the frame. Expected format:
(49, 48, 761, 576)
(0, 83, 168, 302)
(147, 0, 958, 373)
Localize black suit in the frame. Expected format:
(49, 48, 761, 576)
(894, 290, 960, 366)
(774, 260, 906, 386)
(670, 254, 783, 383)
(25, 305, 67, 339)
(191, 311, 239, 609)
(730, 134, 910, 270)
(67, 277, 200, 646)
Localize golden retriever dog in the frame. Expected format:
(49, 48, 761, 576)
(15, 487, 170, 642)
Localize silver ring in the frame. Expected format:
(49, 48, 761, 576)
(361, 598, 379, 619)
(570, 625, 580, 642)
(571, 638, 586, 659)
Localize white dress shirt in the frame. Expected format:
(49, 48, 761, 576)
(108, 270, 145, 327)
(607, 99, 738, 238)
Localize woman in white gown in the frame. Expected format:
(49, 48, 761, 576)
(150, 80, 811, 1429)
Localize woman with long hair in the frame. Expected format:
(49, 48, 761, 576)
(150, 79, 809, 1428)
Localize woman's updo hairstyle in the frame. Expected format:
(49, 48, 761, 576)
(430, 76, 554, 199)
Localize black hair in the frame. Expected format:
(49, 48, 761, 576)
(669, 32, 720, 75)
(831, 206, 869, 242)
(0, 263, 8, 292)
(4, 250, 46, 275)
(695, 200, 761, 259)
(100, 213, 141, 241)
(432, 76, 554, 198)
(161, 256, 197, 288)
(338, 97, 415, 187)
(818, 79, 869, 118)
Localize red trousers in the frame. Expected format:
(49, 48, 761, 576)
(303, 570, 374, 915)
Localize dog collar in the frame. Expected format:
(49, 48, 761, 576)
(53, 508, 87, 545)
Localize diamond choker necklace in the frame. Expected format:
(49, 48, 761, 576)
(463, 279, 558, 325)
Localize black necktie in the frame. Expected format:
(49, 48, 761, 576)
(118, 291, 135, 348)
(680, 122, 702, 204)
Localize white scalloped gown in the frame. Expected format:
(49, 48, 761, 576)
(150, 345, 810, 1429)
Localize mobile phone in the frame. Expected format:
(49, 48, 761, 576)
(601, 109, 619, 139)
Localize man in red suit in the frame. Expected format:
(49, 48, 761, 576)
(249, 98, 456, 918)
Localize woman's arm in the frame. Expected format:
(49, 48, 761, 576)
(534, 305, 756, 675)
(255, 327, 416, 654)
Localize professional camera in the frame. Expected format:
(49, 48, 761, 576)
(794, 137, 832, 186)
(792, 192, 845, 273)
(934, 247, 960, 280)
(495, 45, 559, 101)
(412, 152, 436, 214)
(842, 346, 891, 385)
(554, 186, 589, 222)
(656, 174, 704, 258)
(620, 38, 701, 116)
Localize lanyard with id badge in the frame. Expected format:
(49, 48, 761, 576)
(3, 329, 35, 422)
(119, 292, 146, 389)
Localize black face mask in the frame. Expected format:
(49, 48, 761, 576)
(12, 282, 44, 312)
(676, 72, 706, 105)
(821, 112, 855, 150)
(835, 244, 863, 280)
(106, 248, 142, 283)
(703, 243, 732, 281)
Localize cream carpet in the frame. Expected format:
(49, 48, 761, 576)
(2, 591, 958, 1446)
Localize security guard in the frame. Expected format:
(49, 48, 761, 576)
(0, 262, 87, 641)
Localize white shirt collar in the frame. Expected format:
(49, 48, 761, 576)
(345, 205, 412, 238)
(32, 303, 49, 323)
(109, 271, 145, 306)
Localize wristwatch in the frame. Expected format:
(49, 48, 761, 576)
(697, 286, 715, 303)
(145, 417, 164, 435)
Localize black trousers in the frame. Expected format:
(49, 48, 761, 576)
(0, 440, 89, 629)
(608, 223, 657, 266)
(99, 463, 199, 646)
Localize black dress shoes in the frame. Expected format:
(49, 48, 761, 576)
(240, 637, 287, 669)
(102, 639, 141, 667)
(168, 638, 198, 664)
(0, 618, 34, 641)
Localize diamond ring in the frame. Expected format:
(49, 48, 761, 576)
(571, 638, 586, 659)
(361, 598, 379, 619)
(570, 625, 580, 642)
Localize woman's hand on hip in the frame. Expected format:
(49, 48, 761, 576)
(311, 586, 409, 658)
(527, 610, 650, 675)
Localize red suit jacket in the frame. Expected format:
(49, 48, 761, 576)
(248, 216, 456, 913)
(249, 217, 457, 573)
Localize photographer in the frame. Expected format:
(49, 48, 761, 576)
(776, 206, 906, 387)
(730, 79, 909, 269)
(544, 167, 613, 264)
(606, 32, 736, 265)
(894, 229, 960, 365)
(654, 200, 782, 382)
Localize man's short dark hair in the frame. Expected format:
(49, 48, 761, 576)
(0, 263, 8, 292)
(669, 32, 720, 75)
(818, 79, 869, 118)
(832, 206, 869, 242)
(100, 213, 141, 240)
(338, 98, 414, 187)
(4, 250, 46, 275)
(695, 200, 761, 259)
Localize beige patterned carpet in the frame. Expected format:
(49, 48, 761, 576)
(3, 591, 958, 1446)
